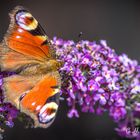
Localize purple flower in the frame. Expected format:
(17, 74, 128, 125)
(67, 108, 79, 118)
(134, 102, 140, 112)
(96, 107, 105, 115)
(109, 106, 127, 122)
(53, 37, 140, 139)
(0, 72, 19, 129)
(88, 80, 99, 91)
(93, 93, 109, 105)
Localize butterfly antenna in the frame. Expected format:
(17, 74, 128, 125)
(77, 32, 83, 42)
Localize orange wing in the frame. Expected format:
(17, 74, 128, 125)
(3, 71, 61, 128)
(0, 6, 55, 72)
(1, 6, 61, 128)
(2, 74, 41, 108)
(0, 47, 40, 72)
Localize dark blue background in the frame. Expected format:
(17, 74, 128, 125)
(0, 0, 139, 140)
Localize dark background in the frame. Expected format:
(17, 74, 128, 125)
(0, 0, 139, 140)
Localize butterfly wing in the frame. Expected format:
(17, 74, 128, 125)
(3, 71, 61, 128)
(2, 74, 41, 108)
(0, 46, 40, 72)
(1, 6, 61, 128)
(0, 6, 55, 72)
(20, 71, 61, 128)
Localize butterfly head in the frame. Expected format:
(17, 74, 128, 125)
(15, 10, 38, 31)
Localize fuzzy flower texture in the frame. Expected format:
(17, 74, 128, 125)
(0, 37, 140, 139)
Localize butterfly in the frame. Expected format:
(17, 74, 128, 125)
(0, 6, 61, 128)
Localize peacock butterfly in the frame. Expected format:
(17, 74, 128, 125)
(0, 6, 61, 128)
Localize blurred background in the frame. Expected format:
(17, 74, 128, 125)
(0, 0, 139, 140)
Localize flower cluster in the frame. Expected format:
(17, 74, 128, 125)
(0, 72, 19, 129)
(0, 37, 140, 139)
(52, 37, 140, 139)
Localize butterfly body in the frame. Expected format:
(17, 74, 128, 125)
(0, 6, 61, 128)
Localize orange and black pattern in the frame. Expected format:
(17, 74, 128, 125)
(0, 6, 61, 128)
